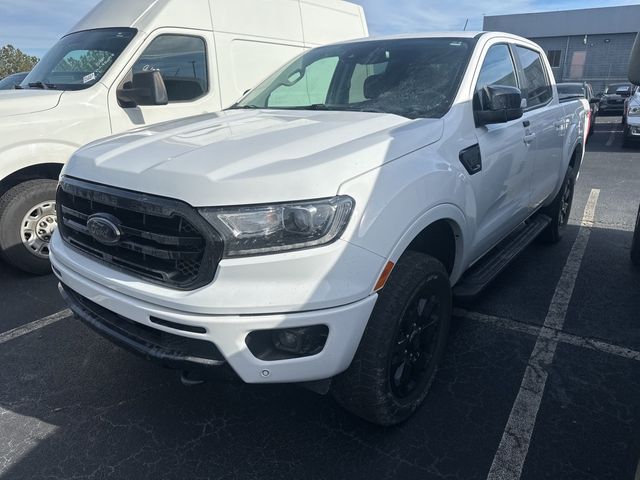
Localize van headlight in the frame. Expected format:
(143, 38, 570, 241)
(199, 196, 354, 257)
(628, 106, 640, 116)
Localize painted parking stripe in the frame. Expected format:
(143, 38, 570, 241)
(486, 188, 600, 480)
(0, 309, 72, 345)
(455, 309, 640, 363)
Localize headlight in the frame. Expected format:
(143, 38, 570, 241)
(628, 106, 640, 116)
(199, 196, 354, 257)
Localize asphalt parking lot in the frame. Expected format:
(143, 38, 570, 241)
(1, 115, 640, 480)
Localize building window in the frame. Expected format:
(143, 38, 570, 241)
(547, 50, 562, 68)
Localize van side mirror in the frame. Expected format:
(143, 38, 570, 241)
(117, 70, 169, 108)
(474, 85, 524, 127)
(629, 33, 640, 86)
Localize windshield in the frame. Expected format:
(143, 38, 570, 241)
(557, 84, 584, 98)
(0, 72, 28, 90)
(233, 38, 474, 119)
(23, 28, 136, 91)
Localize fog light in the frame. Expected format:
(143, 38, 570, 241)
(245, 325, 329, 361)
(273, 326, 328, 355)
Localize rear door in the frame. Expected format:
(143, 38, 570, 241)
(512, 45, 564, 208)
(471, 43, 533, 259)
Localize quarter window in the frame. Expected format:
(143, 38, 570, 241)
(476, 44, 518, 93)
(132, 35, 208, 102)
(514, 46, 553, 109)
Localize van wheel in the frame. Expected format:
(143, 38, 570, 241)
(631, 205, 640, 266)
(331, 251, 451, 426)
(0, 180, 58, 275)
(539, 167, 574, 243)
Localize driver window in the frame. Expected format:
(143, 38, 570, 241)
(131, 35, 208, 102)
(476, 44, 518, 93)
(268, 56, 339, 107)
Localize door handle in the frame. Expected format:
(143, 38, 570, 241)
(523, 120, 531, 127)
(524, 133, 536, 145)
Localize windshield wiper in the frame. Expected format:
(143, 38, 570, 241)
(28, 81, 57, 90)
(228, 104, 261, 110)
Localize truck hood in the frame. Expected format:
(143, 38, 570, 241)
(0, 89, 63, 117)
(67, 109, 443, 206)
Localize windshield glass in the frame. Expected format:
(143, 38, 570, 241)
(233, 38, 474, 119)
(557, 84, 584, 97)
(23, 28, 136, 91)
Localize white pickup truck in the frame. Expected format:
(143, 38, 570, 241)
(51, 32, 588, 425)
(0, 0, 367, 274)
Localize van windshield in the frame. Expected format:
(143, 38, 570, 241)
(22, 28, 137, 91)
(231, 38, 474, 119)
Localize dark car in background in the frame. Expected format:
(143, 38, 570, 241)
(557, 82, 599, 136)
(599, 83, 633, 114)
(0, 71, 29, 90)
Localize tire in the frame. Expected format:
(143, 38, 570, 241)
(0, 179, 58, 275)
(631, 205, 640, 266)
(539, 167, 574, 243)
(331, 251, 452, 426)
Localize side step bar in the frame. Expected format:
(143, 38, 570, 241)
(453, 215, 552, 299)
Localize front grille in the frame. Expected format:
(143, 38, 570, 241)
(57, 177, 222, 290)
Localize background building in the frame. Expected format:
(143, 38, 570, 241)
(483, 5, 640, 94)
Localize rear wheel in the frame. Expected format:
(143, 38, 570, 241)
(0, 179, 58, 275)
(331, 251, 452, 426)
(539, 167, 574, 243)
(631, 205, 640, 266)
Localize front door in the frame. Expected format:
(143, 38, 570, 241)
(108, 30, 220, 135)
(471, 43, 534, 260)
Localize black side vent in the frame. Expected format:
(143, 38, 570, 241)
(459, 144, 482, 175)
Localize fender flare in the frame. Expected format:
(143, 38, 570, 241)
(384, 203, 469, 283)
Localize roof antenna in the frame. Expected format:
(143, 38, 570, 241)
(463, 19, 469, 31)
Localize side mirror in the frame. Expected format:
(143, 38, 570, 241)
(474, 85, 524, 127)
(629, 33, 640, 86)
(589, 97, 601, 104)
(117, 70, 168, 108)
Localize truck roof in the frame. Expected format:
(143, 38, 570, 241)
(69, 0, 367, 45)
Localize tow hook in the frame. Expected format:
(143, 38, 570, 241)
(180, 370, 206, 386)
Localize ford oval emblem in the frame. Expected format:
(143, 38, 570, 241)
(86, 214, 122, 246)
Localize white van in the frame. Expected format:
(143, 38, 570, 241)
(0, 0, 367, 274)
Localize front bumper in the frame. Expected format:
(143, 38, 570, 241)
(52, 254, 378, 384)
(625, 117, 640, 136)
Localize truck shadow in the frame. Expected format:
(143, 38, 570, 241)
(3, 222, 640, 478)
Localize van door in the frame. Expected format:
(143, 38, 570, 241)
(471, 43, 534, 259)
(108, 30, 220, 134)
(512, 45, 564, 208)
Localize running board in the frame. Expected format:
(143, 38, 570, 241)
(453, 215, 552, 299)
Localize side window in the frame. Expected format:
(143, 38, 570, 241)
(132, 35, 208, 102)
(475, 44, 518, 93)
(268, 57, 339, 107)
(514, 46, 553, 109)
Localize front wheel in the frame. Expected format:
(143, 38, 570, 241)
(539, 167, 574, 243)
(631, 205, 640, 266)
(0, 179, 58, 275)
(331, 251, 452, 426)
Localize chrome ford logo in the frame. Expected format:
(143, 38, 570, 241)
(86, 214, 122, 246)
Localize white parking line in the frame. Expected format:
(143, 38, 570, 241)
(486, 188, 600, 480)
(455, 309, 640, 363)
(606, 128, 618, 146)
(0, 309, 72, 345)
